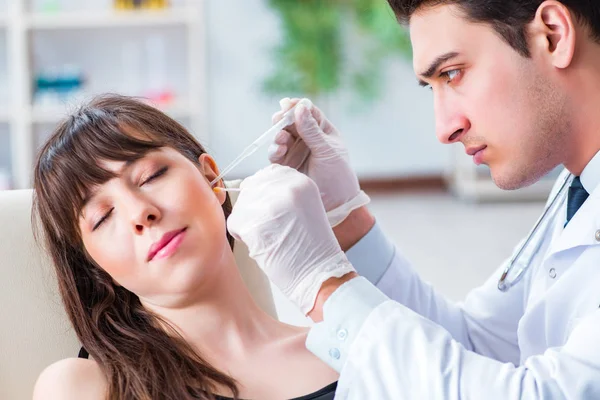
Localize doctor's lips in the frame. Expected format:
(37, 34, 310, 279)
(466, 145, 487, 165)
(147, 228, 187, 262)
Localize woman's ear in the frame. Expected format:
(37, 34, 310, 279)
(198, 153, 226, 205)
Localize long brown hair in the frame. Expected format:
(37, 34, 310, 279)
(33, 94, 238, 399)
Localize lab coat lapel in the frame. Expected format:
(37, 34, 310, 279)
(548, 185, 600, 255)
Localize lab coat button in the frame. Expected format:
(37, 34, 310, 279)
(329, 348, 341, 360)
(337, 329, 348, 341)
(595, 230, 600, 242)
(549, 268, 557, 279)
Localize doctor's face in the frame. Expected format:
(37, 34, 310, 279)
(410, 5, 571, 189)
(78, 147, 231, 307)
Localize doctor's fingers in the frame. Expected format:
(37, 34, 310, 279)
(268, 130, 293, 163)
(274, 129, 293, 145)
(239, 165, 322, 208)
(306, 102, 336, 136)
(239, 164, 300, 192)
(268, 139, 311, 171)
(275, 98, 336, 137)
(271, 97, 302, 125)
(272, 97, 330, 140)
(268, 142, 288, 163)
(272, 102, 302, 143)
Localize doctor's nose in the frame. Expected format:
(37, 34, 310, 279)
(434, 99, 470, 144)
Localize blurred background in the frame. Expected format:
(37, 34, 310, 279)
(0, 0, 557, 324)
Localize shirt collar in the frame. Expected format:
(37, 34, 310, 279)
(579, 149, 600, 194)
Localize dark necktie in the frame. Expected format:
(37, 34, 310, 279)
(565, 176, 589, 227)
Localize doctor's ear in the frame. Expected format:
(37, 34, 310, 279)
(530, 1, 576, 69)
(198, 153, 226, 204)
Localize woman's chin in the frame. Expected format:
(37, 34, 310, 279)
(171, 247, 232, 290)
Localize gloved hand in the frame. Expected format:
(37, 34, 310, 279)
(227, 164, 356, 314)
(269, 98, 370, 227)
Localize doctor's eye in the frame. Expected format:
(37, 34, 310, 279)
(440, 69, 462, 84)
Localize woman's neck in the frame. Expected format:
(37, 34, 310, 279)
(143, 248, 292, 361)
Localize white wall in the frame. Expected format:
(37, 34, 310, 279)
(0, 31, 9, 178)
(0, 0, 447, 182)
(204, 0, 448, 180)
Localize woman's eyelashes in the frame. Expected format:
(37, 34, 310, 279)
(92, 166, 169, 231)
(92, 208, 113, 231)
(142, 166, 168, 185)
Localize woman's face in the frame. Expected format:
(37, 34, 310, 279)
(78, 147, 230, 306)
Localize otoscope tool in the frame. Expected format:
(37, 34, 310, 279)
(209, 104, 300, 187)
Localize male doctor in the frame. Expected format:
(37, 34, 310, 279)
(228, 0, 600, 398)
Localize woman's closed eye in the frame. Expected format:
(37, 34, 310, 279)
(142, 166, 168, 185)
(92, 208, 113, 231)
(91, 167, 168, 231)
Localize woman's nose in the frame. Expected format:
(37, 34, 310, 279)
(128, 196, 161, 234)
(135, 213, 158, 233)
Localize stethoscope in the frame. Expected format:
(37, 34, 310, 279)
(497, 172, 573, 292)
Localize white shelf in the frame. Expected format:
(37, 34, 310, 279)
(1, 0, 206, 189)
(31, 99, 194, 124)
(26, 8, 195, 30)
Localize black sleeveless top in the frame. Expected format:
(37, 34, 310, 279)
(78, 347, 337, 399)
(215, 382, 337, 400)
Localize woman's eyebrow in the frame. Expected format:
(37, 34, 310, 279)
(80, 186, 102, 219)
(80, 158, 144, 211)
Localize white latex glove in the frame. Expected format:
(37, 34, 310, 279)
(227, 164, 356, 314)
(269, 98, 370, 227)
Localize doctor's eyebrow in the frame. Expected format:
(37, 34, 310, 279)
(418, 51, 460, 87)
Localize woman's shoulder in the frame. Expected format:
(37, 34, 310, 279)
(33, 357, 107, 400)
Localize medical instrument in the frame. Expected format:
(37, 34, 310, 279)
(209, 104, 300, 187)
(213, 187, 242, 193)
(497, 172, 573, 292)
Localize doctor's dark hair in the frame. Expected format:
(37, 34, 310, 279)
(32, 94, 238, 400)
(387, 0, 600, 57)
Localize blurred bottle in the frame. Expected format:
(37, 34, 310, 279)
(114, 0, 169, 10)
(144, 34, 174, 104)
(33, 64, 86, 107)
(121, 40, 143, 96)
(114, 0, 131, 10)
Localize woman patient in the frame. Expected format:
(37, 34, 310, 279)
(32, 94, 338, 400)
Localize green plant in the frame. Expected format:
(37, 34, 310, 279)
(264, 0, 412, 103)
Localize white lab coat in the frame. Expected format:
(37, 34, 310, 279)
(334, 169, 600, 399)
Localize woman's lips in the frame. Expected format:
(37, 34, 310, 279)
(147, 228, 187, 262)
